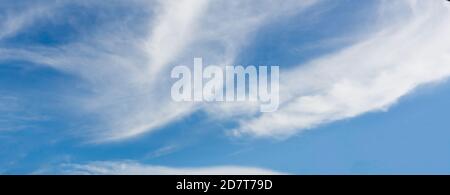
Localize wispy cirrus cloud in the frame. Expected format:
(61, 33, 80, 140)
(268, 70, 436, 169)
(0, 94, 48, 132)
(233, 0, 450, 137)
(0, 2, 55, 40)
(0, 0, 318, 142)
(40, 161, 285, 175)
(2, 0, 450, 143)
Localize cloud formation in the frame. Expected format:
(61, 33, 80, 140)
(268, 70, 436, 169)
(0, 0, 318, 141)
(1, 0, 450, 142)
(233, 0, 450, 137)
(44, 161, 284, 175)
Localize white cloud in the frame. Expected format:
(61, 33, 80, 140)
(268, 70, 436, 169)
(45, 161, 285, 175)
(0, 3, 55, 40)
(233, 0, 450, 137)
(0, 0, 318, 142)
(3, 0, 448, 142)
(144, 0, 209, 77)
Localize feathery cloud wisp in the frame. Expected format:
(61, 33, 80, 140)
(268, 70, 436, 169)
(44, 161, 285, 175)
(233, 0, 450, 137)
(2, 0, 449, 142)
(0, 0, 318, 142)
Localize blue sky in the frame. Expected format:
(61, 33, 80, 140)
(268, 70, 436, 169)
(1, 0, 450, 174)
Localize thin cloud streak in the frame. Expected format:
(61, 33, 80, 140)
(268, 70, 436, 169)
(42, 161, 285, 175)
